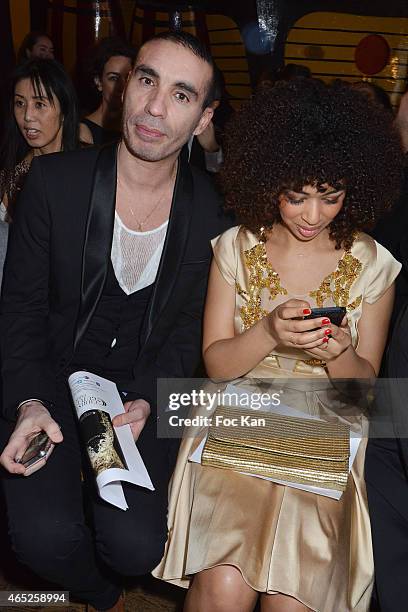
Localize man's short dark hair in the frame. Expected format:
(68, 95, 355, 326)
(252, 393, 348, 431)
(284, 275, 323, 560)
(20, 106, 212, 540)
(146, 30, 217, 109)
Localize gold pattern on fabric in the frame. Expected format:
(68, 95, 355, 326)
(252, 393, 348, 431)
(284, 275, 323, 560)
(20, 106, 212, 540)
(309, 251, 363, 310)
(0, 159, 31, 203)
(298, 358, 326, 369)
(202, 406, 350, 491)
(236, 241, 287, 330)
(237, 235, 363, 333)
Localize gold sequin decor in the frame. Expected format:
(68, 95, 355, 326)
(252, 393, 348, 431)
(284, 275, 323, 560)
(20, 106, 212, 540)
(310, 251, 363, 310)
(237, 232, 362, 332)
(236, 235, 288, 331)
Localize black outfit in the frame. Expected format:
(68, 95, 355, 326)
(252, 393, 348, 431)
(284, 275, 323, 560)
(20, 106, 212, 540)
(365, 437, 408, 612)
(73, 262, 154, 379)
(366, 166, 408, 611)
(81, 117, 120, 146)
(365, 301, 408, 611)
(0, 143, 231, 608)
(370, 166, 408, 321)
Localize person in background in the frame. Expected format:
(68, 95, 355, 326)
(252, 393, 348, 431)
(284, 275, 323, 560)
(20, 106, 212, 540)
(188, 67, 234, 174)
(17, 31, 55, 63)
(80, 37, 137, 145)
(0, 59, 84, 284)
(0, 59, 83, 214)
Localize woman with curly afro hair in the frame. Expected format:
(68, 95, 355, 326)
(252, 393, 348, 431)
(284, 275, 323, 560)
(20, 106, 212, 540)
(154, 79, 403, 612)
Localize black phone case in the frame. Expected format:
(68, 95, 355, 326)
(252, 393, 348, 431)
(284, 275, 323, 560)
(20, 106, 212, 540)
(304, 307, 346, 327)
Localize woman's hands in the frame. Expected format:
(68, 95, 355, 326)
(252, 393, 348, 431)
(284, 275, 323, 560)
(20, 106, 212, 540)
(263, 299, 350, 358)
(305, 316, 351, 361)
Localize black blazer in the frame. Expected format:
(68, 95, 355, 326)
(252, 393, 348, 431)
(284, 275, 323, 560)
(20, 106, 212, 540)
(0, 144, 232, 420)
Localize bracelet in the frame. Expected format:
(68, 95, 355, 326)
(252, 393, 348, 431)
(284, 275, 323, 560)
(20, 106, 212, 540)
(16, 399, 46, 413)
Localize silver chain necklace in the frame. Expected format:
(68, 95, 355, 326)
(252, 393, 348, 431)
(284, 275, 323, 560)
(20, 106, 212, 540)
(117, 163, 177, 231)
(126, 191, 166, 231)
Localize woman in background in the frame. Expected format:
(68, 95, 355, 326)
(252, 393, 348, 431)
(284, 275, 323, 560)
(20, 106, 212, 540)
(17, 31, 55, 62)
(81, 36, 136, 145)
(0, 59, 83, 280)
(0, 58, 82, 210)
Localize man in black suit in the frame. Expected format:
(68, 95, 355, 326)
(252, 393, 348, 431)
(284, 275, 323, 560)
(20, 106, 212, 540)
(0, 31, 230, 611)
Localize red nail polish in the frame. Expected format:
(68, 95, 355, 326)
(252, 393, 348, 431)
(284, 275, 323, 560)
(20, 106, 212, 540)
(303, 308, 311, 315)
(323, 337, 329, 343)
(324, 329, 332, 336)
(322, 318, 330, 325)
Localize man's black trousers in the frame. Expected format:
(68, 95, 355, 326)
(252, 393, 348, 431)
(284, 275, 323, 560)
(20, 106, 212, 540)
(1, 383, 176, 610)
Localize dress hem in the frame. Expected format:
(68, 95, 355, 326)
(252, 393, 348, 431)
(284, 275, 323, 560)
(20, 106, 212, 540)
(155, 562, 319, 611)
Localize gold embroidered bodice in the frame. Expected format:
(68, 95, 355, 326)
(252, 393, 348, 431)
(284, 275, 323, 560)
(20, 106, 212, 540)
(211, 226, 401, 376)
(236, 236, 363, 332)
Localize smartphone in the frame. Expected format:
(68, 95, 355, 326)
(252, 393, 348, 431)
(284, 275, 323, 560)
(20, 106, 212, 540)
(17, 432, 54, 476)
(304, 306, 347, 327)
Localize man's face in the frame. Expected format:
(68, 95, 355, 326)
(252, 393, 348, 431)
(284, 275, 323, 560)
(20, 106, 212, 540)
(122, 39, 214, 161)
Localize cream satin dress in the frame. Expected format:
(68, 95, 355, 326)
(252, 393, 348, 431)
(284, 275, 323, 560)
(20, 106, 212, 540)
(154, 226, 401, 612)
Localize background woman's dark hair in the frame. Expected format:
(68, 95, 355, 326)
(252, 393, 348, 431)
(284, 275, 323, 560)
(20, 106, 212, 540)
(83, 36, 136, 111)
(17, 31, 52, 63)
(89, 36, 137, 80)
(220, 78, 403, 249)
(0, 59, 80, 200)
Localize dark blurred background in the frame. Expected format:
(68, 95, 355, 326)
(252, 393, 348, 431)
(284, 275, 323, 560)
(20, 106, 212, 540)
(1, 0, 408, 113)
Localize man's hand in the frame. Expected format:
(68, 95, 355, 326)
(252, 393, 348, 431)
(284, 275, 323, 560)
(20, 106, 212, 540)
(0, 401, 63, 475)
(112, 399, 150, 441)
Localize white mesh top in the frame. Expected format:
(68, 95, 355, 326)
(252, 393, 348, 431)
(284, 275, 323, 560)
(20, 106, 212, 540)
(111, 211, 168, 295)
